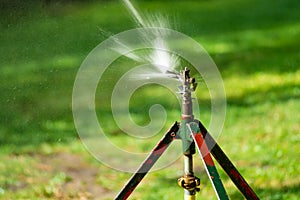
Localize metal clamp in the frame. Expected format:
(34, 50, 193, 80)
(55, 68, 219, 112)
(178, 175, 200, 192)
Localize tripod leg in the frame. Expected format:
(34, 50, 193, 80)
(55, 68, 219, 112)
(115, 122, 179, 200)
(187, 123, 229, 200)
(196, 120, 259, 200)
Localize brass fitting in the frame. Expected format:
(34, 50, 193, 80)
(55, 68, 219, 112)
(178, 175, 200, 192)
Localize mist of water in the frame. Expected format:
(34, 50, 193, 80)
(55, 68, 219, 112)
(122, 0, 145, 27)
(118, 0, 180, 78)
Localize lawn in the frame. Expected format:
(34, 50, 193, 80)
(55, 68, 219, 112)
(0, 0, 299, 199)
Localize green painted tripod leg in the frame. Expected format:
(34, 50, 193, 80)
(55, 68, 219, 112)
(196, 120, 259, 200)
(187, 123, 229, 200)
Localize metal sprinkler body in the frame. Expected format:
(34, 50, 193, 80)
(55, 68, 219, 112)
(177, 67, 200, 200)
(181, 67, 195, 119)
(177, 67, 198, 153)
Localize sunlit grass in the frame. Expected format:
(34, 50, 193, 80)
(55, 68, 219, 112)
(0, 0, 299, 199)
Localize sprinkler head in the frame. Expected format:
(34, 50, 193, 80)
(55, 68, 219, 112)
(181, 67, 197, 91)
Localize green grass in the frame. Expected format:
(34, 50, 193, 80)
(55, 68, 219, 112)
(0, 0, 300, 199)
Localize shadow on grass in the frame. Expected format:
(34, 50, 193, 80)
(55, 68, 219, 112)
(214, 44, 300, 75)
(0, 67, 78, 149)
(177, 0, 300, 37)
(226, 83, 300, 108)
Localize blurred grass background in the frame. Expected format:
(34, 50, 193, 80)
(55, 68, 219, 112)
(0, 0, 299, 199)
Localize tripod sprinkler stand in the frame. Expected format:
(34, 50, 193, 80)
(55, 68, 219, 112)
(115, 67, 259, 200)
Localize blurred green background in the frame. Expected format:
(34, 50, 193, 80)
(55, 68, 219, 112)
(0, 0, 299, 199)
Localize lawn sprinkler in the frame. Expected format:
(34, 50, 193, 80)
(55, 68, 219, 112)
(115, 67, 259, 200)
